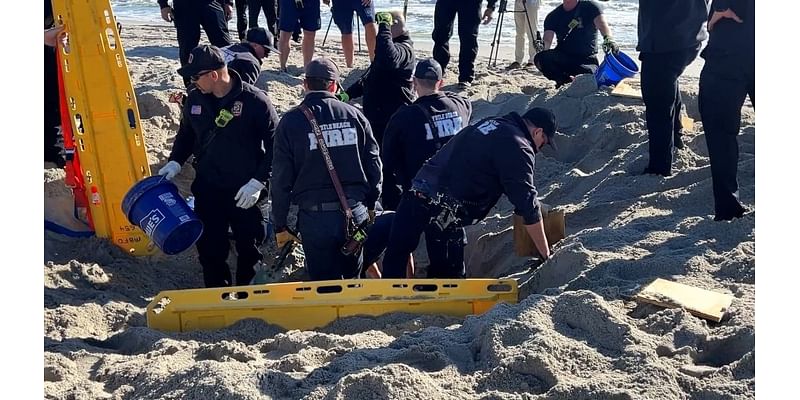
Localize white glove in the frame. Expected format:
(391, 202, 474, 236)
(235, 179, 266, 209)
(158, 161, 181, 180)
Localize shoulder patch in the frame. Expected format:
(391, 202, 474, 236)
(190, 105, 202, 115)
(232, 101, 243, 117)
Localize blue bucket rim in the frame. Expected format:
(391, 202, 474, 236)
(121, 175, 177, 222)
(606, 51, 639, 74)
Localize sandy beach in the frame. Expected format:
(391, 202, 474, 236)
(44, 22, 755, 399)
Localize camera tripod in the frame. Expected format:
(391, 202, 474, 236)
(488, 0, 543, 68)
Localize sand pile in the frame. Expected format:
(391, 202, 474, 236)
(44, 23, 754, 399)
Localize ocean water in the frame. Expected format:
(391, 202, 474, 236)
(110, 0, 641, 54)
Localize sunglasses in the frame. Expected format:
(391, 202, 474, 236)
(190, 70, 213, 83)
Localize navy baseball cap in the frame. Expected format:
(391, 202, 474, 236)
(414, 58, 443, 81)
(245, 27, 281, 55)
(523, 107, 558, 150)
(305, 58, 340, 81)
(177, 45, 226, 78)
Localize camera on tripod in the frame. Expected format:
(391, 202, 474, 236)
(489, 0, 542, 68)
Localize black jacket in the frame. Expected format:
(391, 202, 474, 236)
(383, 91, 472, 191)
(345, 24, 415, 142)
(271, 91, 382, 228)
(222, 43, 262, 85)
(414, 112, 542, 225)
(702, 0, 754, 59)
(637, 0, 710, 54)
(168, 70, 279, 192)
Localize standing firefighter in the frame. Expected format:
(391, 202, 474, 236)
(340, 10, 416, 210)
(271, 58, 382, 280)
(159, 45, 280, 288)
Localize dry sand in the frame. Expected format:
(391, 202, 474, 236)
(44, 23, 755, 399)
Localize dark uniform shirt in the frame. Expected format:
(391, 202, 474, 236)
(271, 91, 382, 228)
(222, 43, 262, 85)
(158, 0, 230, 7)
(382, 91, 472, 192)
(414, 112, 542, 225)
(637, 0, 709, 54)
(543, 0, 602, 59)
(345, 24, 415, 142)
(168, 70, 279, 191)
(702, 0, 754, 59)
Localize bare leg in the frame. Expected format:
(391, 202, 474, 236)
(278, 30, 292, 70)
(342, 33, 354, 67)
(302, 29, 316, 68)
(364, 23, 377, 62)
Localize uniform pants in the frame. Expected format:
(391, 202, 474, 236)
(514, 0, 539, 65)
(699, 52, 755, 220)
(249, 0, 278, 35)
(235, 0, 248, 39)
(367, 113, 402, 211)
(533, 49, 598, 87)
(173, 0, 232, 87)
(432, 0, 482, 83)
(382, 192, 467, 279)
(640, 46, 699, 175)
(298, 202, 368, 281)
(193, 184, 265, 287)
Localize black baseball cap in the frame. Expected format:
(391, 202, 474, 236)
(305, 58, 340, 81)
(522, 107, 558, 150)
(245, 27, 281, 55)
(177, 45, 226, 78)
(414, 58, 443, 81)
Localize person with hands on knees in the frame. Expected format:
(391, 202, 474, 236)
(160, 44, 280, 288)
(271, 58, 382, 281)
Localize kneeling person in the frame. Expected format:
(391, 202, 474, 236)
(382, 107, 558, 279)
(271, 58, 383, 280)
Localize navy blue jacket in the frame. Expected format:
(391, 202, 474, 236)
(414, 112, 542, 225)
(345, 24, 415, 142)
(271, 91, 382, 228)
(222, 43, 262, 85)
(637, 0, 710, 54)
(168, 70, 279, 191)
(382, 91, 472, 192)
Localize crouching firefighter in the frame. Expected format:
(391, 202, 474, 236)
(381, 107, 559, 279)
(271, 58, 383, 281)
(159, 45, 280, 288)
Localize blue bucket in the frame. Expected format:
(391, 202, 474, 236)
(595, 51, 639, 87)
(121, 176, 203, 255)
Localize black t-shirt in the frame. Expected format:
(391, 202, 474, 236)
(544, 0, 602, 58)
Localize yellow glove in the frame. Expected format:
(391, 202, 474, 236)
(375, 12, 393, 27)
(275, 230, 299, 249)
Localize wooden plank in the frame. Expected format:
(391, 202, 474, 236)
(610, 80, 643, 99)
(513, 206, 566, 257)
(634, 278, 733, 322)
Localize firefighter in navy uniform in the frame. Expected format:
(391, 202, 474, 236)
(341, 10, 416, 210)
(382, 58, 472, 278)
(158, 0, 234, 88)
(158, 45, 280, 288)
(222, 27, 281, 85)
(271, 58, 382, 281)
(637, 0, 710, 176)
(431, 0, 498, 88)
(382, 107, 558, 279)
(699, 0, 754, 221)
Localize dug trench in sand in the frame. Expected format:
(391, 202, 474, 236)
(44, 22, 754, 400)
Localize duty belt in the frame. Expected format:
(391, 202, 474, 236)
(304, 202, 343, 212)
